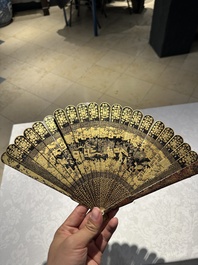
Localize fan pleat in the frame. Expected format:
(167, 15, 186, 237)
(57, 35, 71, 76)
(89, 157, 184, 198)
(1, 102, 198, 213)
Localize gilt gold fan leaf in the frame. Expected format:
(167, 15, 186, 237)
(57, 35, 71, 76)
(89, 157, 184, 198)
(1, 102, 198, 214)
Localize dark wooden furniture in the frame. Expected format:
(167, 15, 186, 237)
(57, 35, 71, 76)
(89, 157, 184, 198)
(149, 0, 198, 57)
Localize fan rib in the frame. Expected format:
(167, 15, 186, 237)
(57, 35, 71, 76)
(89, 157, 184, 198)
(1, 102, 198, 213)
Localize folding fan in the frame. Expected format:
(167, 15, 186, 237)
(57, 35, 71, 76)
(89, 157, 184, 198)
(1, 102, 198, 214)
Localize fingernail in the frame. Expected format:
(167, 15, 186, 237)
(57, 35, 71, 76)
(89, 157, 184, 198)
(90, 207, 100, 221)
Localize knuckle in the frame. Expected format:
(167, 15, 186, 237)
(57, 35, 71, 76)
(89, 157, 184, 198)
(85, 220, 98, 234)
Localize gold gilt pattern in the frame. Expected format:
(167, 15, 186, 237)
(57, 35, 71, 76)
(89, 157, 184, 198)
(1, 102, 198, 213)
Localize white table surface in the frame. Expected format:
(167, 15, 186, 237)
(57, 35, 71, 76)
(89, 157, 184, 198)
(0, 103, 198, 265)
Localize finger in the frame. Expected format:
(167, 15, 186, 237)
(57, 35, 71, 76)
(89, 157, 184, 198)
(78, 209, 92, 229)
(67, 207, 103, 248)
(87, 240, 102, 265)
(97, 208, 119, 234)
(79, 207, 119, 231)
(107, 208, 119, 219)
(96, 217, 118, 253)
(87, 217, 118, 264)
(61, 205, 89, 228)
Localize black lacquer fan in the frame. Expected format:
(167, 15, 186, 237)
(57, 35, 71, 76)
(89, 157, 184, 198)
(1, 102, 198, 214)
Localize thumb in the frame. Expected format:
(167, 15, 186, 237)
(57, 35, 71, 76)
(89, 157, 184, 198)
(71, 207, 103, 248)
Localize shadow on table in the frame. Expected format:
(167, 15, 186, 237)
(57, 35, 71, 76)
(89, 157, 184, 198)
(102, 243, 165, 265)
(102, 243, 198, 265)
(42, 243, 198, 265)
(42, 243, 164, 265)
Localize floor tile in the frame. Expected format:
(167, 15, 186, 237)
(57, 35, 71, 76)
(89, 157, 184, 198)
(85, 33, 122, 51)
(139, 85, 191, 109)
(49, 38, 86, 56)
(112, 30, 148, 57)
(53, 83, 104, 107)
(28, 49, 69, 71)
(0, 81, 24, 112)
(13, 25, 46, 42)
(1, 91, 51, 123)
(192, 86, 198, 99)
(188, 97, 198, 103)
(0, 115, 13, 150)
(51, 55, 93, 81)
(125, 57, 167, 83)
(97, 93, 133, 107)
(26, 13, 63, 31)
(9, 42, 46, 63)
(73, 46, 108, 65)
(0, 55, 25, 79)
(6, 63, 46, 90)
(0, 37, 26, 55)
(34, 103, 61, 121)
(77, 65, 121, 92)
(0, 163, 4, 186)
(96, 49, 134, 73)
(140, 45, 172, 64)
(154, 66, 198, 96)
(28, 72, 73, 102)
(168, 54, 188, 69)
(56, 23, 95, 43)
(32, 31, 64, 49)
(181, 53, 198, 74)
(105, 73, 153, 108)
(0, 20, 27, 37)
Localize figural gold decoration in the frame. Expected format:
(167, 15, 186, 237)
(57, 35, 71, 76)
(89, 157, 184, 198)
(1, 102, 198, 214)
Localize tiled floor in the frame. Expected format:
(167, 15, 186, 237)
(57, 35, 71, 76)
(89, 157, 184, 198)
(0, 0, 198, 178)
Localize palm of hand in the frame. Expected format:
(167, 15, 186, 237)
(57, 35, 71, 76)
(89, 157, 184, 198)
(47, 206, 118, 265)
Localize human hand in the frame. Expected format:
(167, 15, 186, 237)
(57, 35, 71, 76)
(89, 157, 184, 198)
(47, 205, 119, 265)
